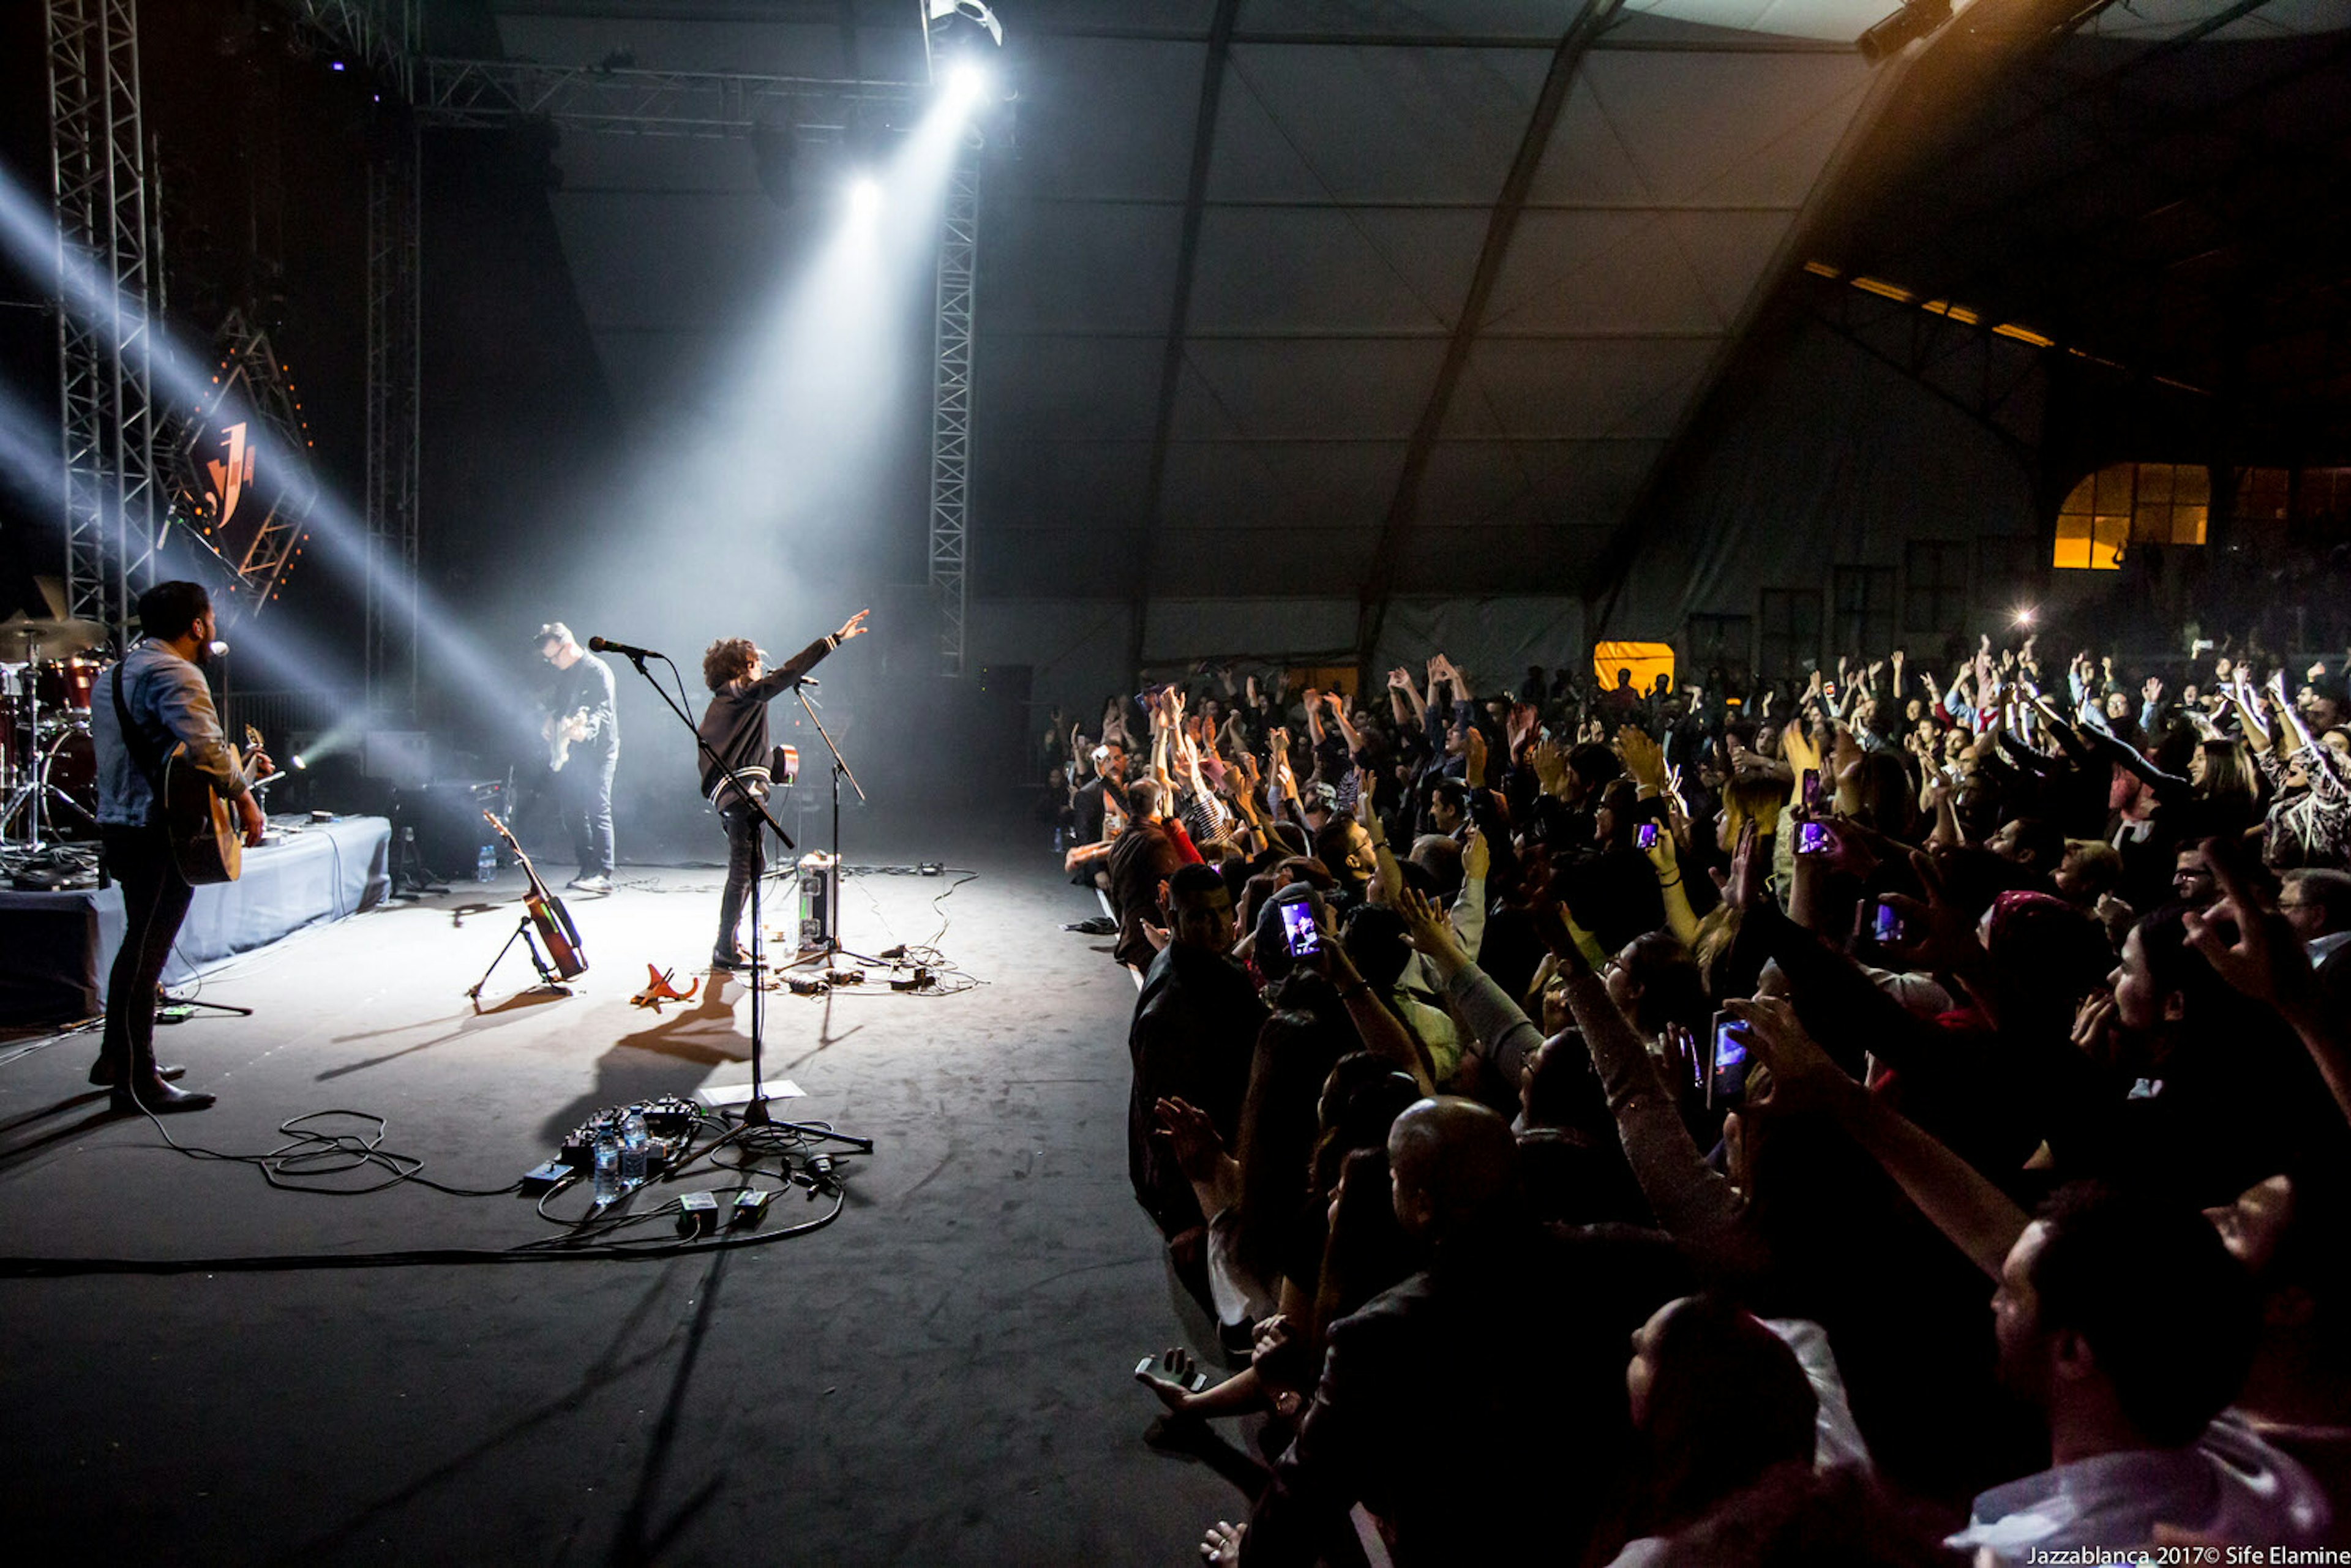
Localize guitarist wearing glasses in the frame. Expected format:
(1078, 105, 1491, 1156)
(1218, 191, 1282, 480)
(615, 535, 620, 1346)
(89, 580, 273, 1114)
(535, 621, 618, 893)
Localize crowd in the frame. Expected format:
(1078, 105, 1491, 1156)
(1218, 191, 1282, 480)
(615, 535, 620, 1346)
(1046, 637, 2351, 1565)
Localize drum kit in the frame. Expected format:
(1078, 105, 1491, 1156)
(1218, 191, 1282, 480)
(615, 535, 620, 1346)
(1, 615, 110, 856)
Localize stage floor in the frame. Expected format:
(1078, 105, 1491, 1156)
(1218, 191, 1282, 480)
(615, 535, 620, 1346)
(0, 816, 1240, 1564)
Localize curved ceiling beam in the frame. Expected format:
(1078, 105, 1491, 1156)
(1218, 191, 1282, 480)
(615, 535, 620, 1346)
(1352, 0, 1625, 672)
(1127, 0, 1242, 673)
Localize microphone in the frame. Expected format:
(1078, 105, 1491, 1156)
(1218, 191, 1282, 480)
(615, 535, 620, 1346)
(588, 636, 661, 661)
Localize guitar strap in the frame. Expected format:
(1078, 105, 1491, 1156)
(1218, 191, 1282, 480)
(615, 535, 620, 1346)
(111, 661, 172, 828)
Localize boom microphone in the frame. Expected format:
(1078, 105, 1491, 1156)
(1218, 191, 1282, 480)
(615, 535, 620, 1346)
(588, 636, 661, 661)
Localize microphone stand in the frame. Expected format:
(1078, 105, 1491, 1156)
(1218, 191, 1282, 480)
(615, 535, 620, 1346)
(778, 679, 882, 969)
(613, 650, 815, 1129)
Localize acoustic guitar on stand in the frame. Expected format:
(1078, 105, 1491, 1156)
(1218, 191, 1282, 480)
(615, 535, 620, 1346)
(481, 809, 587, 981)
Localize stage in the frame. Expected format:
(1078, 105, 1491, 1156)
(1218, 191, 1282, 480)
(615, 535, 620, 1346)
(0, 814, 393, 1026)
(0, 815, 1238, 1564)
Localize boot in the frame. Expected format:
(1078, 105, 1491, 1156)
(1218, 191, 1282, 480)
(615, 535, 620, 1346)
(88, 1056, 186, 1087)
(111, 1075, 215, 1114)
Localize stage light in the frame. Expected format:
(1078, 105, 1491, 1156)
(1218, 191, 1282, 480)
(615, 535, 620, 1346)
(927, 0, 1005, 50)
(948, 59, 989, 102)
(848, 178, 882, 219)
(2012, 607, 2036, 626)
(291, 754, 309, 771)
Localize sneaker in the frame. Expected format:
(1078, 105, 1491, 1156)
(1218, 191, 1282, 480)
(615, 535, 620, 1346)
(569, 874, 612, 893)
(1061, 915, 1117, 936)
(711, 951, 746, 972)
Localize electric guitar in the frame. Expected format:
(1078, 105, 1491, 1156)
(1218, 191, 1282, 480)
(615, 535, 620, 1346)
(481, 809, 588, 980)
(160, 722, 267, 886)
(545, 707, 595, 771)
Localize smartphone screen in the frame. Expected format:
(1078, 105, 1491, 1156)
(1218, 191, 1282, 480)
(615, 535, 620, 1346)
(1278, 896, 1322, 959)
(1637, 822, 1659, 850)
(1870, 899, 1903, 943)
(1797, 820, 1831, 856)
(1801, 768, 1823, 812)
(1709, 1015, 1750, 1109)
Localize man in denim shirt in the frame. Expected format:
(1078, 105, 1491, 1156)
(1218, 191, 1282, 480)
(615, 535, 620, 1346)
(88, 580, 269, 1112)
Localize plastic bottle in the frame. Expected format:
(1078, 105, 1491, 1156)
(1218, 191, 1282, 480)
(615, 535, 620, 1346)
(619, 1110, 649, 1189)
(476, 842, 497, 882)
(592, 1128, 620, 1205)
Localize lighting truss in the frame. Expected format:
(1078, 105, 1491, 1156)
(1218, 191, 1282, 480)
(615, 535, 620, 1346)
(161, 310, 322, 618)
(285, 0, 415, 95)
(414, 59, 918, 139)
(45, 0, 162, 639)
(929, 135, 980, 678)
(285, 0, 421, 713)
(364, 114, 421, 713)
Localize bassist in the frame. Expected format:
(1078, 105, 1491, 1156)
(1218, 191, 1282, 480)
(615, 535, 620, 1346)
(89, 580, 272, 1113)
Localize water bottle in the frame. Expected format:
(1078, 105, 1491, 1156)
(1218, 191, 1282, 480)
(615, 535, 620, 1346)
(619, 1110, 649, 1190)
(592, 1129, 620, 1206)
(476, 842, 497, 882)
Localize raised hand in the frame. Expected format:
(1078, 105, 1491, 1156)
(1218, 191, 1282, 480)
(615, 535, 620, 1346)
(1153, 1095, 1226, 1185)
(2143, 676, 2162, 705)
(1529, 740, 1566, 795)
(1392, 883, 1461, 961)
(1721, 820, 1764, 912)
(1463, 827, 1490, 882)
(1723, 996, 1850, 1113)
(1616, 726, 1668, 792)
(2071, 991, 2120, 1069)
(2181, 838, 2316, 1010)
(1507, 702, 1540, 754)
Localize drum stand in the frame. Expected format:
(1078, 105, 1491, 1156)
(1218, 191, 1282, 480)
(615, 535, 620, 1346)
(1, 683, 89, 854)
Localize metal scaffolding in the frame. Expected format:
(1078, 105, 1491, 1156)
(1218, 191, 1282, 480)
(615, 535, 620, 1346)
(287, 0, 421, 713)
(929, 138, 980, 678)
(364, 117, 422, 714)
(45, 0, 161, 639)
(412, 58, 915, 138)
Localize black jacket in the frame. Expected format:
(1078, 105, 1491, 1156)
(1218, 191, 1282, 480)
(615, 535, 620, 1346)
(696, 634, 834, 805)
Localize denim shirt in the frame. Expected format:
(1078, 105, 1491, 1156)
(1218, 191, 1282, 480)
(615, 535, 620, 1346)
(90, 641, 250, 828)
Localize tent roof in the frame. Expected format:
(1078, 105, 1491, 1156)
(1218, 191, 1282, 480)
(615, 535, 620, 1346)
(487, 0, 2350, 607)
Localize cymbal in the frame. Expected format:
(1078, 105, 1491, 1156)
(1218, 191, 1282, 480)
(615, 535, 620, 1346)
(0, 616, 108, 661)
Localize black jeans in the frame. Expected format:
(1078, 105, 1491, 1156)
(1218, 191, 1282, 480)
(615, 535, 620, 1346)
(100, 825, 193, 1079)
(715, 803, 766, 959)
(556, 750, 616, 877)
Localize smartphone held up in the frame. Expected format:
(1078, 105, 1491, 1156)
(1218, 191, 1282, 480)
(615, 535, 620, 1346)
(1275, 885, 1322, 959)
(1708, 1010, 1752, 1109)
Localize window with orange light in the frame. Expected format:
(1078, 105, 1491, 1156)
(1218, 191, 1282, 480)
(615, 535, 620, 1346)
(2053, 463, 2208, 569)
